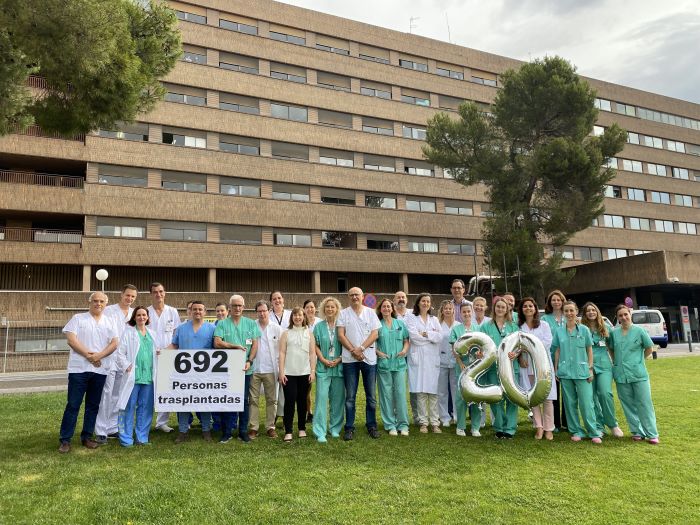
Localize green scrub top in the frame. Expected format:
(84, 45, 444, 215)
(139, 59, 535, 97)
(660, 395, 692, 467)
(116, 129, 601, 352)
(552, 324, 593, 379)
(449, 322, 480, 366)
(376, 318, 409, 372)
(135, 331, 154, 385)
(313, 321, 343, 378)
(479, 319, 520, 373)
(609, 325, 653, 384)
(589, 329, 613, 373)
(214, 317, 261, 376)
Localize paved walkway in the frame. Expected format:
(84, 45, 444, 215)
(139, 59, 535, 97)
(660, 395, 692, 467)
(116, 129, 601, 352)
(1, 343, 698, 394)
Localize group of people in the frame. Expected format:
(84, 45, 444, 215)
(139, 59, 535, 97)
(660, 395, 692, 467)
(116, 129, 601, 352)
(57, 280, 660, 453)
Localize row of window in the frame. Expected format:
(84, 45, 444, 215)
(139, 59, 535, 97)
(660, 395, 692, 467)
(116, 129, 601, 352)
(172, 6, 499, 88)
(608, 156, 698, 182)
(595, 98, 700, 132)
(594, 124, 700, 158)
(94, 216, 476, 254)
(605, 185, 698, 208)
(95, 164, 481, 215)
(597, 214, 697, 235)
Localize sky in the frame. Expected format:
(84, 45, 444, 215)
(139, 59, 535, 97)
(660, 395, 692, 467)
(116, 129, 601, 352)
(282, 0, 700, 105)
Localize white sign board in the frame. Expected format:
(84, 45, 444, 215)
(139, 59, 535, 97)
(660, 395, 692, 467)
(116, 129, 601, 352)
(155, 349, 245, 412)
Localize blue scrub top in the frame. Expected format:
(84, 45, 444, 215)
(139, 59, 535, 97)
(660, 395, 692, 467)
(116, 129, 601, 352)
(172, 320, 215, 350)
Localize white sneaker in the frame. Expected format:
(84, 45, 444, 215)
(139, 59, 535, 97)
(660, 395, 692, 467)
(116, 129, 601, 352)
(419, 425, 428, 433)
(456, 429, 467, 437)
(388, 429, 398, 436)
(400, 429, 409, 436)
(442, 421, 451, 428)
(157, 424, 174, 433)
(471, 430, 482, 437)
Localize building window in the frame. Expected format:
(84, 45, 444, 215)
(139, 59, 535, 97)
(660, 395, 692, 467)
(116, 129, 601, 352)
(647, 163, 667, 176)
(666, 140, 685, 153)
(161, 171, 206, 193)
(626, 188, 645, 201)
(436, 67, 464, 80)
(643, 136, 663, 149)
(607, 248, 628, 260)
(317, 71, 351, 92)
(97, 166, 147, 187)
(98, 123, 147, 142)
(270, 141, 309, 161)
(318, 109, 352, 129)
(362, 117, 394, 135)
(672, 167, 689, 180)
(574, 246, 602, 261)
(447, 242, 476, 255)
(593, 126, 604, 137)
(678, 222, 697, 235)
(621, 159, 642, 173)
(366, 236, 399, 251)
(319, 148, 354, 167)
(316, 43, 350, 55)
(321, 188, 355, 206)
(164, 91, 206, 106)
(182, 51, 206, 65)
(270, 63, 306, 83)
(160, 221, 206, 242)
(605, 186, 622, 198)
(272, 182, 309, 202)
(269, 31, 305, 45)
(401, 94, 430, 106)
(220, 101, 259, 114)
(594, 98, 612, 111)
(270, 103, 308, 122)
(365, 194, 396, 209)
(162, 132, 206, 149)
(274, 231, 311, 246)
(404, 163, 434, 177)
(322, 231, 356, 248)
(399, 59, 428, 72)
(629, 217, 650, 231)
(408, 240, 439, 253)
(360, 84, 391, 99)
(175, 10, 206, 24)
(402, 125, 427, 140)
(96, 218, 145, 238)
(650, 191, 671, 205)
(220, 177, 260, 197)
(444, 200, 473, 215)
(626, 131, 638, 143)
(219, 136, 260, 155)
(219, 225, 261, 245)
(471, 75, 497, 87)
(406, 198, 436, 213)
(615, 103, 637, 117)
(675, 194, 693, 207)
(654, 220, 674, 233)
(363, 155, 395, 172)
(603, 214, 624, 228)
(219, 60, 258, 75)
(219, 19, 257, 35)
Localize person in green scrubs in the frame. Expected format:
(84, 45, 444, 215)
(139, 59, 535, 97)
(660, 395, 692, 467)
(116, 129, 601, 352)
(375, 298, 410, 436)
(478, 297, 519, 439)
(580, 302, 624, 438)
(312, 297, 345, 443)
(609, 305, 659, 444)
(541, 289, 568, 433)
(552, 301, 602, 443)
(449, 303, 482, 437)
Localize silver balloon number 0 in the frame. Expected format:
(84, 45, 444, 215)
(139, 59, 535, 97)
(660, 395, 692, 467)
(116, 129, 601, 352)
(454, 332, 553, 410)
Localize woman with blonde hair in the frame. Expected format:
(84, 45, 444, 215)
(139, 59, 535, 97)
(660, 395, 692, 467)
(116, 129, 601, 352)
(437, 300, 460, 427)
(312, 297, 345, 442)
(471, 296, 491, 327)
(581, 302, 624, 438)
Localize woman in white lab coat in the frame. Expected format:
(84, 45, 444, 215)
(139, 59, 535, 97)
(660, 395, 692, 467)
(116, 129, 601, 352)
(407, 293, 443, 433)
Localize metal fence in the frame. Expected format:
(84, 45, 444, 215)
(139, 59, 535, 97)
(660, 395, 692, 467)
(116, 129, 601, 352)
(1, 319, 71, 373)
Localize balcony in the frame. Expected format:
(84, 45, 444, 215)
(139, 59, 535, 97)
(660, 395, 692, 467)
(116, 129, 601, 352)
(10, 124, 85, 143)
(0, 169, 84, 189)
(0, 227, 82, 245)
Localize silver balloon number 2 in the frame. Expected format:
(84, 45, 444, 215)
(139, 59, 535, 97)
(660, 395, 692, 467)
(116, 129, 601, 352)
(455, 332, 553, 410)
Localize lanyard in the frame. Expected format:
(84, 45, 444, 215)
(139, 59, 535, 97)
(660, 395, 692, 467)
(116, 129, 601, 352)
(273, 312, 284, 325)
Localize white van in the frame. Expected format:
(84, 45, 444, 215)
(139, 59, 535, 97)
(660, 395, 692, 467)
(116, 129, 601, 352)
(628, 309, 668, 348)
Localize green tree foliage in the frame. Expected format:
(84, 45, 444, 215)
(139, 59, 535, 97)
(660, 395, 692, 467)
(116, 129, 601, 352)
(0, 0, 181, 137)
(423, 56, 626, 298)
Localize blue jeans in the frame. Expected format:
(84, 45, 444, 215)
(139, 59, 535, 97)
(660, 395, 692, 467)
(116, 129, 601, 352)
(178, 411, 212, 433)
(220, 374, 251, 438)
(343, 361, 377, 431)
(59, 372, 107, 443)
(118, 383, 154, 446)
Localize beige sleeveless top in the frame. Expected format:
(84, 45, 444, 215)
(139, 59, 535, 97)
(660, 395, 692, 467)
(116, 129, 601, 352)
(285, 326, 311, 376)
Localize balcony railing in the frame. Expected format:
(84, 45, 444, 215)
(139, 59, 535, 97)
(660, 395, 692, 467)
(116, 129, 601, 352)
(11, 124, 85, 143)
(0, 169, 84, 189)
(0, 227, 82, 245)
(26, 75, 48, 89)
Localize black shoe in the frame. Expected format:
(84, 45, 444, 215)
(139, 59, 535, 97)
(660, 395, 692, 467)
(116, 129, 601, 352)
(306, 412, 313, 423)
(219, 435, 232, 444)
(368, 428, 380, 439)
(238, 432, 251, 443)
(107, 432, 119, 439)
(495, 432, 504, 439)
(343, 429, 354, 441)
(503, 433, 514, 439)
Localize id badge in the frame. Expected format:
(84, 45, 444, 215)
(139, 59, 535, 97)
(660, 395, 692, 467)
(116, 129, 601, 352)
(598, 340, 606, 347)
(246, 338, 253, 346)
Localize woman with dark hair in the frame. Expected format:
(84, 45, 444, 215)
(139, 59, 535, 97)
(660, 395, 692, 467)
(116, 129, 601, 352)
(406, 293, 443, 433)
(269, 290, 291, 328)
(581, 302, 624, 438)
(541, 289, 568, 432)
(609, 304, 659, 444)
(116, 306, 156, 447)
(518, 297, 556, 440)
(375, 298, 410, 436)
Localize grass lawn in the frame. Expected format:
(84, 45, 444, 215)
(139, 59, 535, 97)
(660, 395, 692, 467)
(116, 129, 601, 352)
(1, 357, 698, 525)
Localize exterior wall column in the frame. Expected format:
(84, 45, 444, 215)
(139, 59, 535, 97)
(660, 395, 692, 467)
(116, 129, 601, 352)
(313, 271, 321, 294)
(629, 287, 637, 308)
(400, 273, 409, 294)
(82, 265, 92, 292)
(208, 268, 217, 293)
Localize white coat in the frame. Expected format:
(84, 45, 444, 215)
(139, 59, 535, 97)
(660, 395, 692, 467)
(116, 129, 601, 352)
(255, 321, 284, 378)
(518, 322, 557, 400)
(407, 314, 442, 394)
(115, 326, 158, 411)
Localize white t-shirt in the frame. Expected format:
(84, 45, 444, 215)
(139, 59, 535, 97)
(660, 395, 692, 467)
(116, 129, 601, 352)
(256, 321, 283, 374)
(337, 306, 381, 365)
(63, 312, 119, 375)
(147, 304, 181, 349)
(103, 304, 133, 338)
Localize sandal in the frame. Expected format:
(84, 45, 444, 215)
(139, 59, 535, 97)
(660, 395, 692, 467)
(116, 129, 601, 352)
(283, 433, 293, 442)
(298, 430, 307, 438)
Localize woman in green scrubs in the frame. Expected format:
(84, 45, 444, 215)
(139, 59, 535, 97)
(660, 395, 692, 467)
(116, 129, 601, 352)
(541, 289, 568, 432)
(609, 305, 659, 444)
(580, 302, 624, 438)
(312, 297, 345, 443)
(552, 301, 602, 443)
(449, 303, 482, 437)
(478, 297, 519, 439)
(375, 298, 410, 436)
